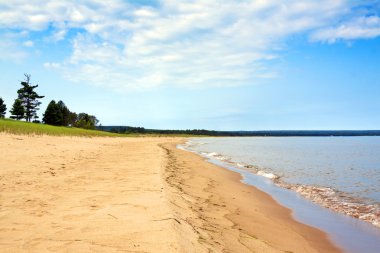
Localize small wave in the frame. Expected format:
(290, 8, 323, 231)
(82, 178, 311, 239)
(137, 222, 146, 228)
(206, 152, 219, 157)
(282, 183, 380, 228)
(202, 152, 229, 161)
(178, 144, 380, 228)
(184, 140, 206, 148)
(227, 159, 380, 228)
(257, 170, 278, 179)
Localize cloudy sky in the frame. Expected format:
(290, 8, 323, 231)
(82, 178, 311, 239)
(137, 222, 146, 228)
(0, 0, 379, 130)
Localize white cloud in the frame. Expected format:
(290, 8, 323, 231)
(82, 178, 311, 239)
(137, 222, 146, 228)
(311, 16, 380, 43)
(0, 0, 379, 91)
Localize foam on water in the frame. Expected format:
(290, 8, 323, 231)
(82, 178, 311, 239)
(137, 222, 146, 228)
(178, 138, 380, 252)
(181, 137, 380, 229)
(257, 170, 278, 179)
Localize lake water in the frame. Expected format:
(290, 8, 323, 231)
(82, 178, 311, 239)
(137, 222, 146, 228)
(180, 137, 380, 253)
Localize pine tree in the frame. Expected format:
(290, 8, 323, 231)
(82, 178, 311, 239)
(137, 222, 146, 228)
(43, 100, 62, 126)
(57, 100, 70, 126)
(0, 97, 6, 118)
(17, 74, 44, 122)
(9, 99, 25, 120)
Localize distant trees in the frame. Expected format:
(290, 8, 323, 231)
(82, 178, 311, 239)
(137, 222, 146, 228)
(9, 99, 25, 120)
(0, 97, 6, 118)
(74, 113, 99, 130)
(68, 112, 78, 126)
(42, 100, 62, 126)
(57, 100, 70, 126)
(43, 100, 99, 129)
(6, 74, 100, 130)
(106, 126, 219, 135)
(16, 74, 44, 122)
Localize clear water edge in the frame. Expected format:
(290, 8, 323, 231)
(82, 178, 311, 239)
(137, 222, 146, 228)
(184, 137, 380, 227)
(178, 137, 380, 253)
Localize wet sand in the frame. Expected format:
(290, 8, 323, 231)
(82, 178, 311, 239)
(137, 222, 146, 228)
(0, 134, 342, 252)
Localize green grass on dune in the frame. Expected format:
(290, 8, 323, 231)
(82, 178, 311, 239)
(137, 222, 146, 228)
(0, 119, 122, 137)
(0, 119, 209, 137)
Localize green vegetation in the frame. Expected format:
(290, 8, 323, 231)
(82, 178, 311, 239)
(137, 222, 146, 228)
(102, 126, 380, 137)
(72, 113, 98, 130)
(9, 99, 25, 120)
(43, 100, 98, 129)
(0, 118, 121, 137)
(103, 126, 220, 136)
(0, 97, 6, 118)
(43, 100, 64, 126)
(16, 74, 44, 122)
(5, 74, 100, 131)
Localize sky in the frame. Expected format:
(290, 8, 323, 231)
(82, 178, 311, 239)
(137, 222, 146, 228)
(0, 0, 379, 130)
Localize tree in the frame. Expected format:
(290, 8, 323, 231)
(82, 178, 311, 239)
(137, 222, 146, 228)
(74, 113, 99, 129)
(9, 99, 25, 120)
(43, 100, 75, 126)
(42, 99, 99, 129)
(17, 74, 44, 122)
(0, 97, 6, 118)
(57, 100, 70, 126)
(68, 111, 77, 127)
(43, 100, 62, 126)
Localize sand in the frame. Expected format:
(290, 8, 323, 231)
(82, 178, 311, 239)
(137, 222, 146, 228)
(0, 134, 342, 252)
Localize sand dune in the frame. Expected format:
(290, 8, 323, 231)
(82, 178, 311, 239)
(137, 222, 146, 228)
(0, 134, 341, 252)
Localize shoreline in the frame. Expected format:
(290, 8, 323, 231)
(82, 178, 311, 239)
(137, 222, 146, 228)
(180, 138, 380, 253)
(184, 137, 380, 229)
(196, 151, 380, 253)
(162, 141, 342, 252)
(0, 134, 342, 252)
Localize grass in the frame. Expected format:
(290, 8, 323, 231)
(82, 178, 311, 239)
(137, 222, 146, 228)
(0, 119, 210, 138)
(0, 118, 123, 137)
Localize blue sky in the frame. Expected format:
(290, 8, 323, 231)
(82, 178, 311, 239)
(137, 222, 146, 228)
(0, 0, 379, 130)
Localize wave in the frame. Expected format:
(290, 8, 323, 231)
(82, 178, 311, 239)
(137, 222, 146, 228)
(257, 170, 278, 179)
(284, 183, 380, 228)
(180, 143, 380, 228)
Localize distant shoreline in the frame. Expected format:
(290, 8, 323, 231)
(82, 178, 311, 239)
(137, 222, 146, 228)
(99, 126, 380, 137)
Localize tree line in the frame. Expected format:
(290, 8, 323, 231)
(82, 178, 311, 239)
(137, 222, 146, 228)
(102, 126, 380, 137)
(0, 74, 99, 130)
(101, 126, 225, 136)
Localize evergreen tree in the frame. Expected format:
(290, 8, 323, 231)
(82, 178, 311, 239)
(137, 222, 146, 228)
(57, 100, 70, 126)
(9, 99, 25, 120)
(0, 97, 6, 118)
(43, 100, 73, 126)
(43, 100, 62, 126)
(17, 74, 44, 122)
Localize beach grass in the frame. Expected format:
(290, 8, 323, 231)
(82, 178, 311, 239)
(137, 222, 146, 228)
(0, 118, 122, 137)
(0, 118, 210, 137)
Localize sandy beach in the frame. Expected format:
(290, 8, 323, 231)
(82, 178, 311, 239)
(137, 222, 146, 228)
(0, 134, 342, 252)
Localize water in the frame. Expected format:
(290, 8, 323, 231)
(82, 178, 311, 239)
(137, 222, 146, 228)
(180, 136, 380, 253)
